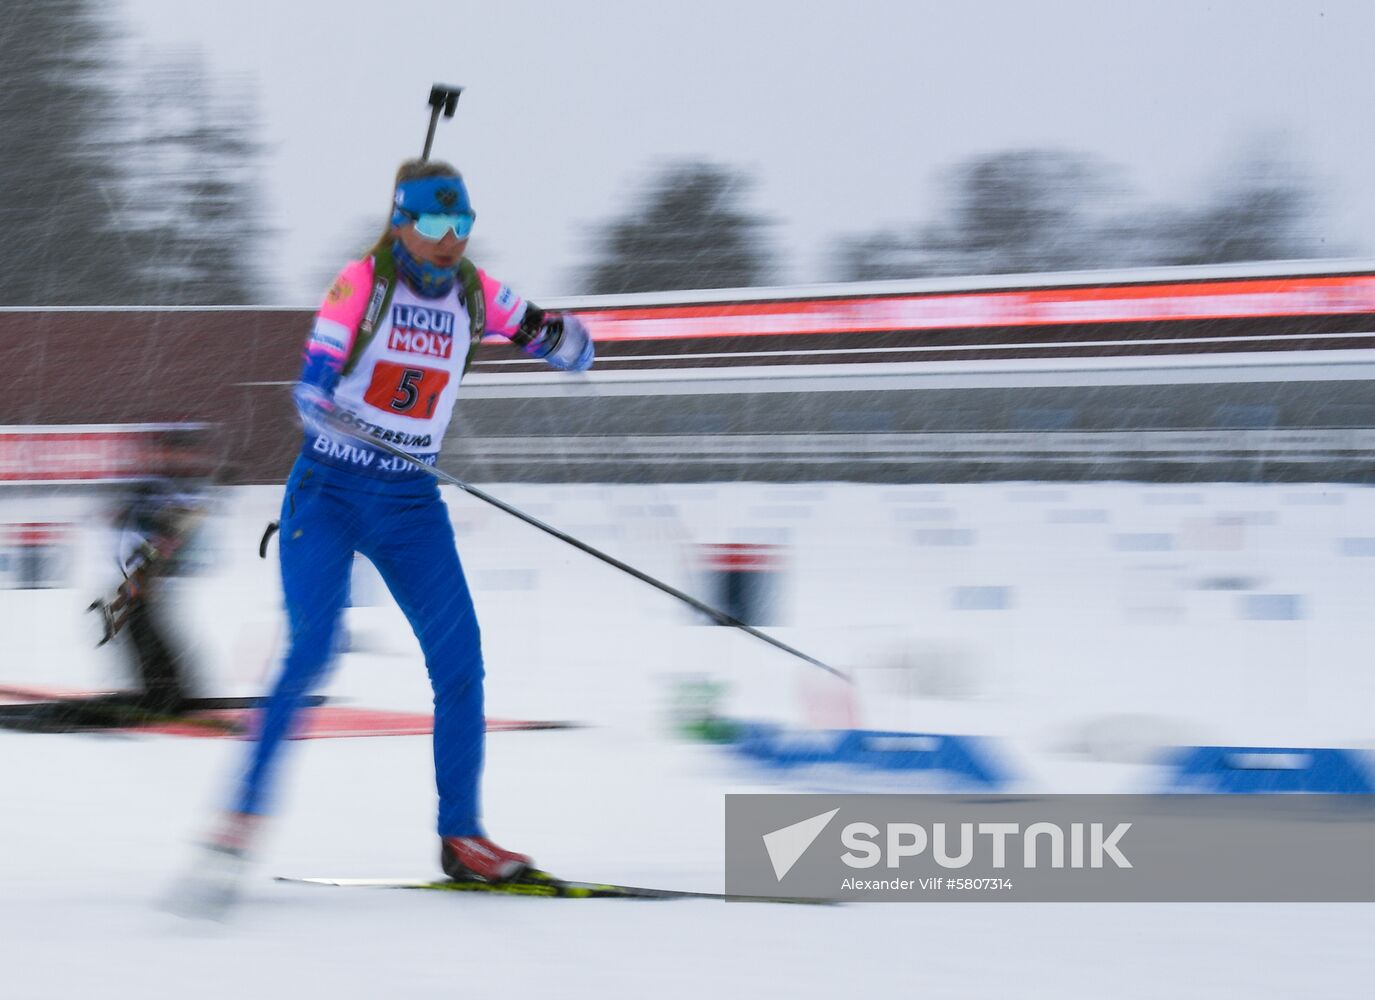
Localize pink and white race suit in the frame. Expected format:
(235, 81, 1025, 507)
(297, 257, 533, 480)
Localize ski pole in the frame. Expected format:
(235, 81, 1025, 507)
(324, 416, 850, 682)
(422, 85, 463, 161)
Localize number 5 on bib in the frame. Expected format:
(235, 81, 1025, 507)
(364, 361, 451, 418)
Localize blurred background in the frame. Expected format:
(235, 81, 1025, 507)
(1, 1, 1373, 996)
(3, 0, 1372, 307)
(3, 0, 1374, 792)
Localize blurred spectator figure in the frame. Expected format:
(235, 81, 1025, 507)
(1, 427, 220, 732)
(94, 426, 221, 712)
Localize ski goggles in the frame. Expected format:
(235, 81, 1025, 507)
(406, 211, 476, 241)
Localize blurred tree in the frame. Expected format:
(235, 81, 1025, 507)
(119, 55, 271, 305)
(934, 149, 1123, 274)
(0, 4, 271, 306)
(581, 162, 774, 294)
(0, 2, 137, 304)
(838, 142, 1335, 282)
(1155, 138, 1332, 266)
(840, 149, 1126, 281)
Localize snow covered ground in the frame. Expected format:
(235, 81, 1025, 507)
(3, 724, 1373, 999)
(1, 480, 1372, 997)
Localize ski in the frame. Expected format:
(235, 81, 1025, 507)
(0, 688, 326, 711)
(182, 695, 329, 711)
(275, 869, 830, 905)
(0, 698, 246, 735)
(0, 694, 578, 739)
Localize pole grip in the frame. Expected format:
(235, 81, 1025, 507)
(422, 84, 464, 161)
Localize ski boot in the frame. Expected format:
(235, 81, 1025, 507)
(162, 812, 258, 920)
(440, 836, 533, 883)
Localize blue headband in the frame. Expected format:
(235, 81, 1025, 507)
(392, 175, 473, 227)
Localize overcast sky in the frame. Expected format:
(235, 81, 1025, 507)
(117, 0, 1375, 305)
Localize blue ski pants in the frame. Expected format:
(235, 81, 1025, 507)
(234, 456, 487, 836)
